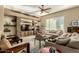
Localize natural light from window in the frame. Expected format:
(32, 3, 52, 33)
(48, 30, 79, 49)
(45, 16, 64, 31)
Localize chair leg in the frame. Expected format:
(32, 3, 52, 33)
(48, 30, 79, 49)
(39, 40, 41, 49)
(16, 41, 19, 44)
(34, 39, 36, 46)
(26, 43, 30, 53)
(20, 39, 23, 42)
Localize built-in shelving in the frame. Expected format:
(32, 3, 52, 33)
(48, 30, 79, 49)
(4, 25, 16, 27)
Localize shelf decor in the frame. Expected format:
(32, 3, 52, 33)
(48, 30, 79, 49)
(4, 28, 11, 32)
(4, 22, 16, 27)
(12, 19, 16, 22)
(4, 25, 16, 27)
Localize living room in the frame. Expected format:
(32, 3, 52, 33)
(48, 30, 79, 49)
(0, 5, 79, 53)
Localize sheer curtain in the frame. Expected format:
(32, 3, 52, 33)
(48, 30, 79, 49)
(55, 16, 64, 31)
(45, 16, 64, 31)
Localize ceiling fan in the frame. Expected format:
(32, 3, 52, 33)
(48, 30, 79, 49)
(38, 5, 51, 13)
(22, 5, 51, 14)
(28, 5, 51, 14)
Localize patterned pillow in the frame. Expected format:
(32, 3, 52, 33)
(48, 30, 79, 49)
(56, 33, 71, 39)
(48, 39, 56, 42)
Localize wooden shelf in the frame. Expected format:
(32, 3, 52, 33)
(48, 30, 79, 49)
(4, 25, 16, 27)
(67, 27, 79, 33)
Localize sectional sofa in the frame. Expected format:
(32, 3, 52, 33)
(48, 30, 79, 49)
(45, 32, 79, 53)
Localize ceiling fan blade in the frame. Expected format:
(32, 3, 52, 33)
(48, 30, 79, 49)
(28, 10, 41, 13)
(44, 8, 51, 10)
(38, 5, 51, 14)
(38, 7, 42, 10)
(44, 10, 49, 13)
(38, 5, 44, 9)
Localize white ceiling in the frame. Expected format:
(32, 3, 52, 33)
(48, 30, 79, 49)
(4, 5, 78, 17)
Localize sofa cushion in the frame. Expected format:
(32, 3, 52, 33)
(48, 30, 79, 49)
(67, 32, 79, 49)
(45, 42, 79, 53)
(56, 38, 70, 45)
(67, 41, 79, 49)
(67, 39, 79, 49)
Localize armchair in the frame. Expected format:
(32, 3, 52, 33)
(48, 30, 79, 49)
(0, 42, 30, 53)
(0, 37, 30, 53)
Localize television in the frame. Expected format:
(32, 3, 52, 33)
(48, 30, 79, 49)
(21, 24, 29, 31)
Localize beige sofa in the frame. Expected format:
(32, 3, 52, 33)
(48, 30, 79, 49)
(45, 32, 79, 53)
(45, 42, 79, 53)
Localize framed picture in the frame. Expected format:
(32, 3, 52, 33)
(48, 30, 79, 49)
(72, 20, 79, 27)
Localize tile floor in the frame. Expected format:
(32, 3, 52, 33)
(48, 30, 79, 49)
(21, 35, 45, 53)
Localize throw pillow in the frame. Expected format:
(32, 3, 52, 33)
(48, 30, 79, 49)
(48, 38, 56, 42)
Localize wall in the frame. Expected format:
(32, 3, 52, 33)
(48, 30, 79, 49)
(0, 6, 4, 36)
(41, 6, 79, 32)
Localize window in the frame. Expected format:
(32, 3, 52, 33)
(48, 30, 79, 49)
(45, 16, 64, 31)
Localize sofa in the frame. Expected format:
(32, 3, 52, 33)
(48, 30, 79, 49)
(45, 32, 79, 53)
